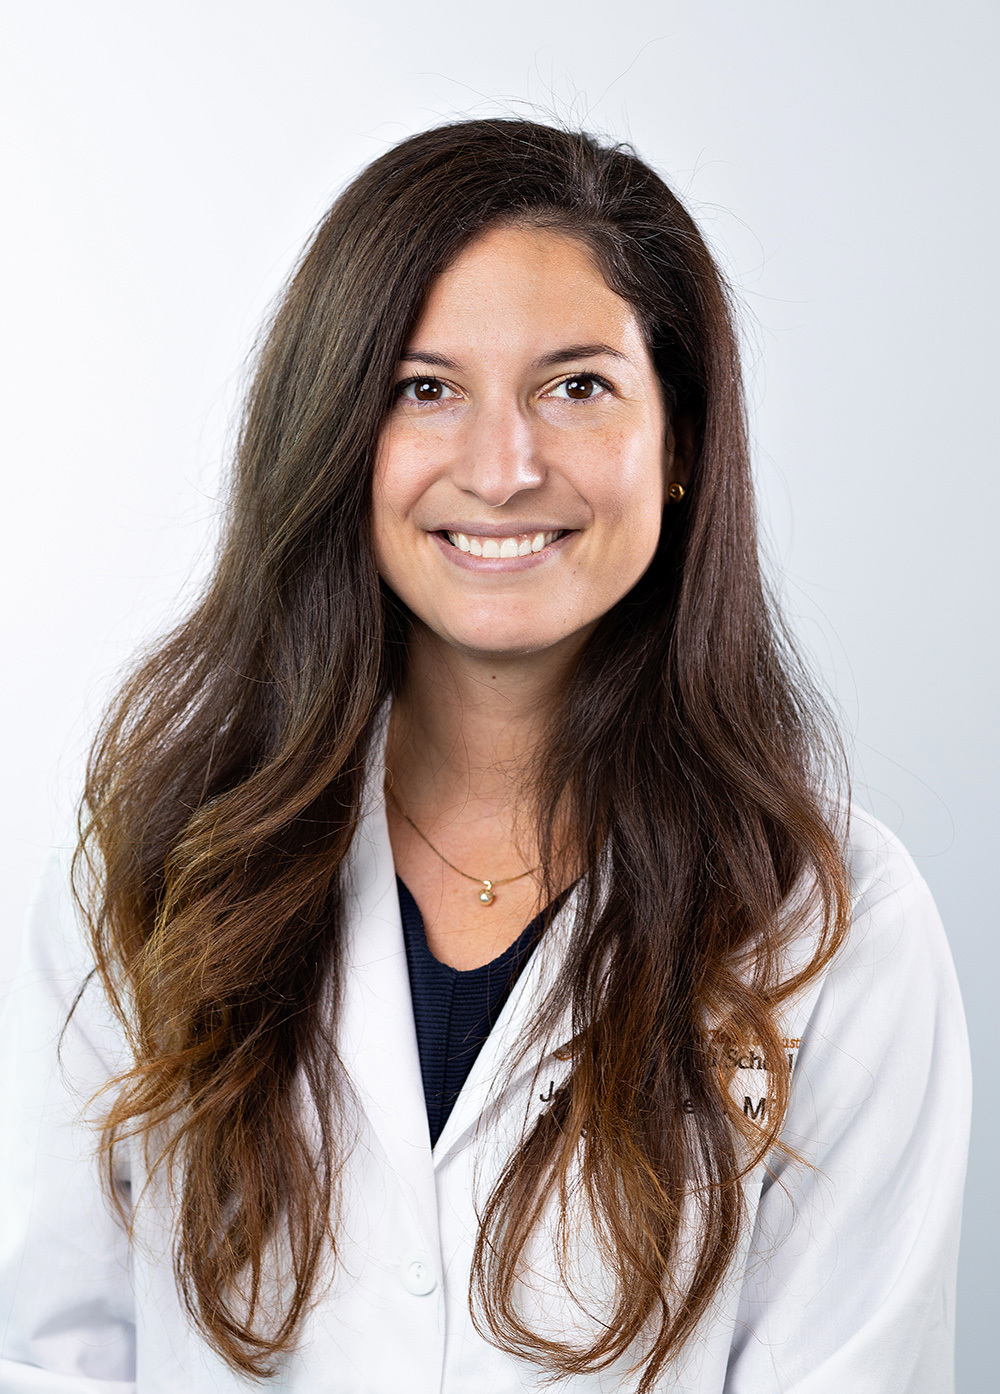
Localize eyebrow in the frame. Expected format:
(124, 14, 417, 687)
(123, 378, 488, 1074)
(399, 342, 629, 371)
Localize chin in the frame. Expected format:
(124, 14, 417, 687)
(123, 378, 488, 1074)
(443, 623, 590, 660)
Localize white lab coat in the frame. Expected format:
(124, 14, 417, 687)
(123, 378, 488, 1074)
(0, 718, 971, 1392)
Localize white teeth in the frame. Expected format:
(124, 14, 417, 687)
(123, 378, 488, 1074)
(444, 529, 564, 557)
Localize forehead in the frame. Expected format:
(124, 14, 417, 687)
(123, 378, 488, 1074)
(408, 224, 644, 358)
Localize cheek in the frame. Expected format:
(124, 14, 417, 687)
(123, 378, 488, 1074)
(577, 427, 665, 534)
(368, 467, 394, 571)
(372, 423, 445, 518)
(369, 454, 413, 590)
(371, 438, 419, 543)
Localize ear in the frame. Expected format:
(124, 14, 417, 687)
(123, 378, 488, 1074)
(663, 414, 694, 496)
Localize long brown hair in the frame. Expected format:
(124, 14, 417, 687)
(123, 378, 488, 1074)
(76, 119, 850, 1390)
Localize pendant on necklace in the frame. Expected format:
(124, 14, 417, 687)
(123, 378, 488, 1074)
(478, 880, 495, 906)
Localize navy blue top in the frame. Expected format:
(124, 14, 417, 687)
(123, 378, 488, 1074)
(397, 876, 569, 1147)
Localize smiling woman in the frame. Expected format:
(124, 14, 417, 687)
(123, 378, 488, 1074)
(0, 120, 970, 1393)
(375, 226, 675, 653)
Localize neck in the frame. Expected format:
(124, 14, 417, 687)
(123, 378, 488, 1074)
(385, 622, 584, 819)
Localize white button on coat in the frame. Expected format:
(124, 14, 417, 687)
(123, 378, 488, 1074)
(399, 1253, 437, 1295)
(0, 706, 973, 1392)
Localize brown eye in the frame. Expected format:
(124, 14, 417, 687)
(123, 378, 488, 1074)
(564, 376, 594, 399)
(412, 378, 443, 401)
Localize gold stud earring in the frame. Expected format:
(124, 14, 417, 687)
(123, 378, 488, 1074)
(666, 482, 685, 503)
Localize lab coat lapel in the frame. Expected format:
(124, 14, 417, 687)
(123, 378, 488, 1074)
(337, 707, 436, 1225)
(430, 881, 582, 1164)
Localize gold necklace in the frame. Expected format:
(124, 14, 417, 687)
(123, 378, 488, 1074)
(385, 784, 541, 906)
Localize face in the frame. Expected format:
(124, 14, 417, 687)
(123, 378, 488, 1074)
(372, 223, 683, 662)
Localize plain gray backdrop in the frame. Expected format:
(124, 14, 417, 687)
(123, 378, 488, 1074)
(2, 1, 996, 1386)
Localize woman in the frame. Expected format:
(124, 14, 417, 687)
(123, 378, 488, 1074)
(0, 119, 970, 1392)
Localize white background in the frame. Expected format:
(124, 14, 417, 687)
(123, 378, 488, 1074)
(2, 1, 996, 1385)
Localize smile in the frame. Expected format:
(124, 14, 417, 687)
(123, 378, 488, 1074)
(443, 529, 566, 557)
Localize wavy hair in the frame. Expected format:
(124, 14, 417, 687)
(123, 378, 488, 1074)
(75, 119, 850, 1391)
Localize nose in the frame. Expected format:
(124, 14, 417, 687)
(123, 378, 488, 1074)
(449, 395, 545, 507)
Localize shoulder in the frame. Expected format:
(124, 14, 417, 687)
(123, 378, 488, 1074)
(785, 803, 970, 1133)
(843, 801, 929, 917)
(771, 802, 970, 1125)
(835, 801, 958, 991)
(2, 837, 130, 1079)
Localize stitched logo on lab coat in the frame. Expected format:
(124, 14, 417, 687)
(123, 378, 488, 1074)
(696, 1033, 802, 1123)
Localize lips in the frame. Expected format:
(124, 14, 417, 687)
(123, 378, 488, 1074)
(443, 529, 566, 558)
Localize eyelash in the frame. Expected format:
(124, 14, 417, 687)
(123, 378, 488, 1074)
(548, 373, 614, 400)
(393, 376, 457, 403)
(393, 372, 615, 402)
